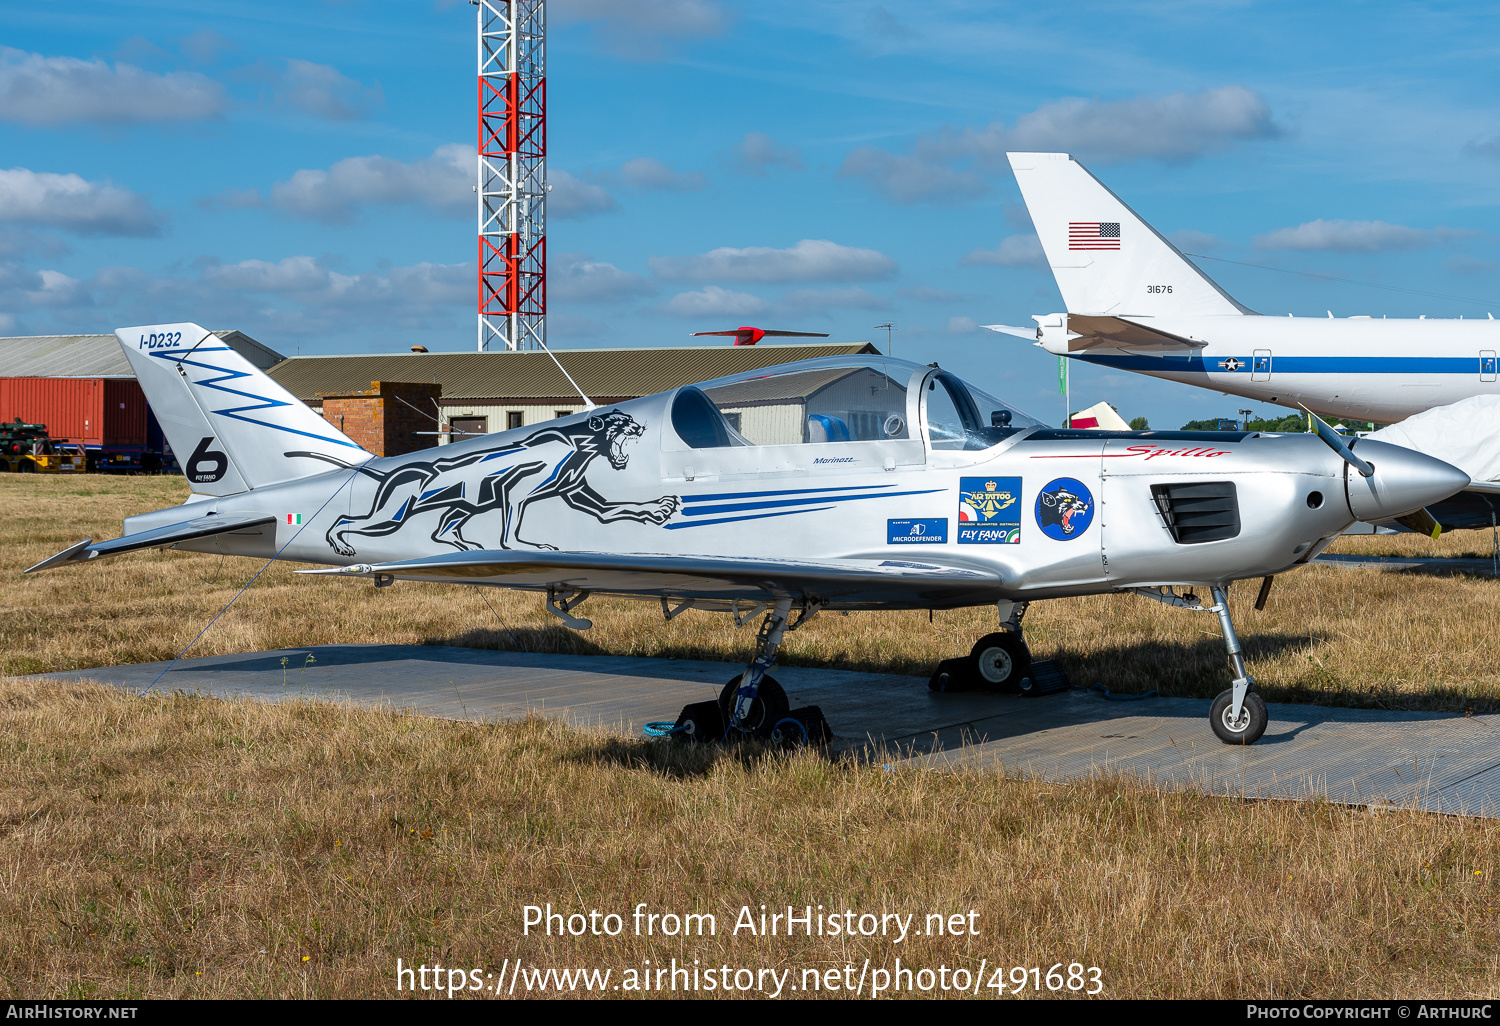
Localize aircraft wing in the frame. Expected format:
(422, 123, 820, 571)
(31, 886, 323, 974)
(298, 550, 1004, 609)
(25, 513, 279, 574)
(1065, 315, 1206, 353)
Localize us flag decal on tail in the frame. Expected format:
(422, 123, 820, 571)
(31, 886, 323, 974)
(1069, 222, 1121, 250)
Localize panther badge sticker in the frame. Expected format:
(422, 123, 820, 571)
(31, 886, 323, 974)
(1035, 478, 1094, 540)
(958, 477, 1021, 544)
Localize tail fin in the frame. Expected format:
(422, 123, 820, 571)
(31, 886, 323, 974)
(1007, 152, 1252, 318)
(117, 322, 369, 495)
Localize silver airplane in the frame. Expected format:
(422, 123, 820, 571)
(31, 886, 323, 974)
(25, 322, 1471, 745)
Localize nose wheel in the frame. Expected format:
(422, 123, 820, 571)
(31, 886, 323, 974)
(1209, 689, 1267, 744)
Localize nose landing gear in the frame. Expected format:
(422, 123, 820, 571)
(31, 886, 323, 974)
(1133, 584, 1268, 745)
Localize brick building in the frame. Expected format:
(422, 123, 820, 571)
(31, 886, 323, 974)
(317, 380, 445, 457)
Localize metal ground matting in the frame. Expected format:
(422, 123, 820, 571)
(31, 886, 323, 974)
(31, 644, 1500, 819)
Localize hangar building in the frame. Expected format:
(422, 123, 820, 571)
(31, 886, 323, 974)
(1, 332, 879, 461)
(265, 341, 879, 455)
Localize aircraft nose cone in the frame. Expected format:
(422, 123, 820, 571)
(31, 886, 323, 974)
(1344, 439, 1470, 522)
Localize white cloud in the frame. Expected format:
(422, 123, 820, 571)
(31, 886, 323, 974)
(1253, 219, 1479, 252)
(617, 157, 705, 191)
(781, 286, 890, 311)
(842, 87, 1279, 205)
(193, 255, 469, 311)
(838, 147, 988, 204)
(552, 0, 730, 59)
(550, 252, 653, 302)
(263, 58, 383, 120)
(0, 47, 226, 125)
(929, 87, 1280, 169)
(550, 169, 617, 219)
(264, 145, 471, 224)
(179, 30, 234, 66)
(947, 316, 981, 334)
(0, 228, 67, 258)
(1170, 229, 1223, 252)
(0, 254, 476, 337)
(661, 285, 769, 318)
(1445, 255, 1500, 275)
(898, 286, 967, 303)
(649, 239, 897, 283)
(729, 132, 803, 175)
(0, 168, 164, 236)
(960, 234, 1046, 269)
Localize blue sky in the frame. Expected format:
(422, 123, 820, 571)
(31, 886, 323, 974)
(5, 1, 1500, 429)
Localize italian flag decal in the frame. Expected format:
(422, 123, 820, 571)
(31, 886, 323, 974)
(286, 513, 302, 525)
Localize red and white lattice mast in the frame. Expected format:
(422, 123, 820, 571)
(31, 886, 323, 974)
(477, 0, 545, 351)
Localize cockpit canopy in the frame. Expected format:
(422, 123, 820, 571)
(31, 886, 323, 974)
(668, 356, 1041, 451)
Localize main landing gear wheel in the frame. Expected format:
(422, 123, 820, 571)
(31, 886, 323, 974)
(719, 674, 789, 735)
(969, 632, 1032, 693)
(1209, 689, 1268, 745)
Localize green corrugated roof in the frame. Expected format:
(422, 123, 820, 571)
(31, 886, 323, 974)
(266, 342, 880, 403)
(0, 330, 282, 378)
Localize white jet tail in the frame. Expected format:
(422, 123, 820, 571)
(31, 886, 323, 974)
(117, 322, 370, 495)
(1007, 152, 1252, 318)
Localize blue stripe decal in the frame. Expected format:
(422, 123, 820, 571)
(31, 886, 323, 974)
(392, 497, 412, 523)
(664, 506, 837, 530)
(149, 347, 364, 448)
(681, 488, 944, 518)
(480, 447, 526, 462)
(680, 483, 893, 504)
(537, 457, 567, 489)
(1073, 353, 1487, 375)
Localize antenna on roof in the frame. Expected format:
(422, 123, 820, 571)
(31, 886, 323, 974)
(874, 322, 895, 357)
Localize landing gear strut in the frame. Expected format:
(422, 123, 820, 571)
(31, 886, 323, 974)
(1206, 585, 1267, 745)
(669, 597, 831, 746)
(1132, 584, 1268, 745)
(721, 597, 794, 733)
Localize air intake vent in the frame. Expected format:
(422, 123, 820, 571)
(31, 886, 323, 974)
(1151, 482, 1240, 544)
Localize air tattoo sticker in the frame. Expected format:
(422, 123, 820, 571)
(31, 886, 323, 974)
(958, 477, 1021, 544)
(1035, 478, 1094, 540)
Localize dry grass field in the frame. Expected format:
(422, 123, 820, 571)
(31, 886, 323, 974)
(2, 474, 1499, 1000)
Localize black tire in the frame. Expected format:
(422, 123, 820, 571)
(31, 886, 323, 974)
(719, 673, 789, 735)
(968, 631, 1032, 693)
(1209, 689, 1268, 745)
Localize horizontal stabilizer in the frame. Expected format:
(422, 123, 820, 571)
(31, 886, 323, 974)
(299, 550, 1002, 607)
(983, 324, 1039, 340)
(1066, 315, 1206, 352)
(25, 512, 278, 574)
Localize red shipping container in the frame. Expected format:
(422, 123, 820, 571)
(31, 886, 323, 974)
(0, 378, 149, 447)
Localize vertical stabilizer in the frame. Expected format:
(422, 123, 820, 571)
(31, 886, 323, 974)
(116, 323, 370, 494)
(1007, 152, 1252, 318)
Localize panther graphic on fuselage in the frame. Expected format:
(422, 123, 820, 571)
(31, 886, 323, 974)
(293, 411, 680, 556)
(1038, 486, 1091, 536)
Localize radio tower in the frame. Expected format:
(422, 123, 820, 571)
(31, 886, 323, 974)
(477, 0, 545, 351)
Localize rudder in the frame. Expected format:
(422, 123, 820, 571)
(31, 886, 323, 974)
(116, 322, 370, 495)
(1007, 152, 1252, 318)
